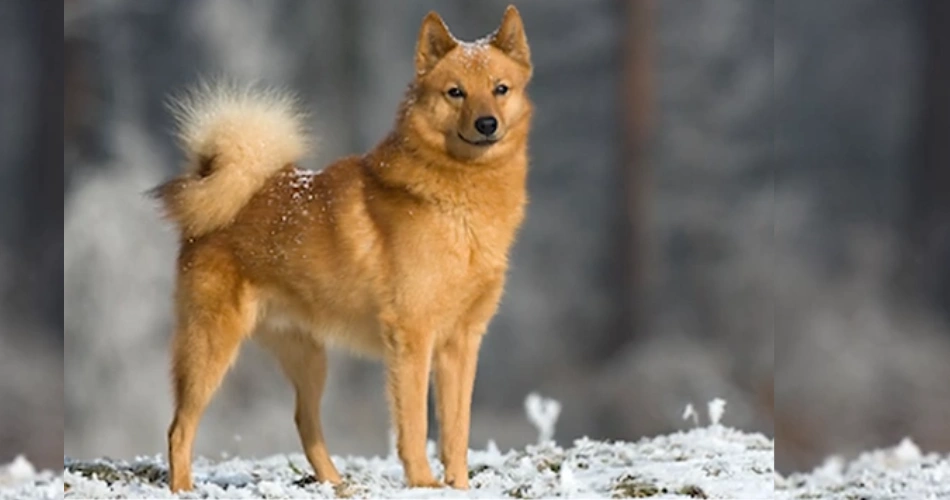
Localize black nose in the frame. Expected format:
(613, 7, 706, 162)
(474, 116, 498, 136)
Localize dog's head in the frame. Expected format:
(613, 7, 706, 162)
(403, 6, 533, 163)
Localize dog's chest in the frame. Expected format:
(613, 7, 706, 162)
(394, 206, 509, 298)
(440, 205, 512, 269)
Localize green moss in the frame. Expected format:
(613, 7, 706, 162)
(286, 458, 306, 477)
(612, 474, 707, 499)
(130, 463, 167, 484)
(536, 458, 562, 474)
(66, 463, 124, 485)
(66, 461, 168, 486)
(291, 474, 317, 487)
(468, 464, 491, 479)
(506, 484, 531, 498)
(612, 474, 661, 498)
(678, 484, 708, 498)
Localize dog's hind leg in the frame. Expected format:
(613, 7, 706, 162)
(257, 329, 342, 485)
(167, 248, 258, 492)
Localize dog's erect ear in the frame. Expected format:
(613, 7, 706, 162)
(415, 12, 457, 76)
(491, 5, 531, 68)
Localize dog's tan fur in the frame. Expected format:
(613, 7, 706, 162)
(158, 85, 311, 238)
(153, 6, 532, 492)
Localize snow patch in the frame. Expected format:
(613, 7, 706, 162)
(0, 456, 59, 500)
(777, 438, 950, 499)
(0, 456, 35, 485)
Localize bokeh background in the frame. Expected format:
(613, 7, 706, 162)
(48, 0, 950, 475)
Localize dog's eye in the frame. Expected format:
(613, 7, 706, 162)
(493, 84, 510, 96)
(446, 87, 465, 99)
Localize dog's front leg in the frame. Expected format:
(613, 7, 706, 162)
(383, 320, 441, 488)
(434, 331, 483, 489)
(435, 279, 504, 488)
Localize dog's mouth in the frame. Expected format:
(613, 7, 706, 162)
(457, 133, 499, 147)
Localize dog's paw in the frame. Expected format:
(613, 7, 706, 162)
(444, 476, 470, 490)
(407, 477, 446, 489)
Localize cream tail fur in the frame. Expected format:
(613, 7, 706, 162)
(153, 82, 311, 238)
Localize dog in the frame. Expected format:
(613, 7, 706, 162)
(152, 5, 532, 491)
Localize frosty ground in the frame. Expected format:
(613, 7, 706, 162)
(775, 437, 950, 500)
(55, 425, 771, 499)
(9, 397, 776, 499)
(7, 397, 947, 499)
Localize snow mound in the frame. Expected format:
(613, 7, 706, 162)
(776, 438, 950, 500)
(43, 425, 774, 499)
(0, 456, 60, 500)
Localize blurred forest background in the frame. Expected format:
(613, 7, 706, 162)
(48, 0, 950, 475)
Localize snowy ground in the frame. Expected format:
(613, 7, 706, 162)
(775, 438, 950, 500)
(7, 397, 946, 499)
(51, 424, 770, 499)
(7, 397, 774, 499)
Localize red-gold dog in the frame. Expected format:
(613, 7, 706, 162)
(153, 6, 532, 491)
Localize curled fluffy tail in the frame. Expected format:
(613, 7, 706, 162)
(152, 82, 310, 238)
